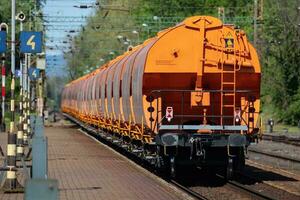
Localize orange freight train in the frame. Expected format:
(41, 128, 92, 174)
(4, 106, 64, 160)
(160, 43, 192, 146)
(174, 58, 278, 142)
(61, 16, 261, 178)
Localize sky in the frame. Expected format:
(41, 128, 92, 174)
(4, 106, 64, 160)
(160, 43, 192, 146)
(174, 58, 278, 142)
(42, 0, 97, 77)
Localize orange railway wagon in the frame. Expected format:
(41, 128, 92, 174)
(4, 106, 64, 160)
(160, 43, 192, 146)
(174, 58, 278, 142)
(61, 16, 261, 178)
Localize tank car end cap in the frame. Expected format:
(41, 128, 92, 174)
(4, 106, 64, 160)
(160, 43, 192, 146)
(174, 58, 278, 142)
(184, 16, 223, 30)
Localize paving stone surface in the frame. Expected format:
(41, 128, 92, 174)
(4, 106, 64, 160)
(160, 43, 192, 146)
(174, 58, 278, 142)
(0, 126, 187, 200)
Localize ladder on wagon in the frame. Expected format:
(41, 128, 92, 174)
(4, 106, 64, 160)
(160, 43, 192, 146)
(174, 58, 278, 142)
(220, 30, 238, 126)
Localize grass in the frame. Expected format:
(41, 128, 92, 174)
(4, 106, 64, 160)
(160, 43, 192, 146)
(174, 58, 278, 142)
(261, 102, 300, 134)
(260, 121, 300, 134)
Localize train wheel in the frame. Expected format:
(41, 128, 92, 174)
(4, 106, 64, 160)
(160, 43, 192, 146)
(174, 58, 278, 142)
(226, 157, 234, 180)
(170, 156, 176, 178)
(153, 146, 165, 175)
(236, 149, 245, 172)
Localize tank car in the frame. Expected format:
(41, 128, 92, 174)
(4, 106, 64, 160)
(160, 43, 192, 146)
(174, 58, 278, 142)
(61, 16, 261, 178)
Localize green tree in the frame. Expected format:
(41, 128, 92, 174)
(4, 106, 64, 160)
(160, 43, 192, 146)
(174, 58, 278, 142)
(261, 0, 300, 124)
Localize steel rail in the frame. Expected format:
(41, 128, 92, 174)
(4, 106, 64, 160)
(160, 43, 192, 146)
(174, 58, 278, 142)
(248, 149, 300, 163)
(227, 179, 277, 200)
(170, 180, 209, 200)
(262, 134, 300, 147)
(214, 174, 277, 200)
(170, 173, 278, 200)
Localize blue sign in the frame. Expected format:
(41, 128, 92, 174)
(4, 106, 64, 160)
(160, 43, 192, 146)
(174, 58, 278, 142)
(28, 67, 40, 80)
(20, 31, 43, 53)
(0, 31, 6, 53)
(16, 69, 21, 78)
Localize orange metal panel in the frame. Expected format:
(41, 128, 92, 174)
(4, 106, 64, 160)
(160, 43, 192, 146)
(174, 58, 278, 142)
(121, 47, 143, 122)
(132, 39, 157, 125)
(100, 68, 109, 118)
(94, 70, 102, 116)
(106, 62, 119, 120)
(113, 55, 130, 122)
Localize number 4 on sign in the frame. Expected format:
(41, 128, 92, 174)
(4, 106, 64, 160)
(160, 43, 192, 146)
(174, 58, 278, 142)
(28, 67, 40, 80)
(20, 31, 42, 53)
(26, 35, 36, 50)
(32, 69, 37, 78)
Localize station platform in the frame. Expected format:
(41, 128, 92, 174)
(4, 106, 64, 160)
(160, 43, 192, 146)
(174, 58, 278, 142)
(0, 123, 189, 200)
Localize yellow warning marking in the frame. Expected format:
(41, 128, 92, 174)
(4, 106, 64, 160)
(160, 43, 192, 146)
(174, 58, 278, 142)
(226, 31, 233, 38)
(224, 31, 234, 48)
(225, 38, 234, 48)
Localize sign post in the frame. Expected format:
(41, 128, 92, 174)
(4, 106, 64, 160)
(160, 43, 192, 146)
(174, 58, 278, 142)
(0, 23, 8, 132)
(5, 0, 18, 190)
(17, 17, 24, 160)
(20, 31, 43, 142)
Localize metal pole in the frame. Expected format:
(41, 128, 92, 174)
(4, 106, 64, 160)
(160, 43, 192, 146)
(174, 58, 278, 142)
(17, 21, 24, 158)
(218, 7, 225, 23)
(38, 78, 43, 117)
(260, 0, 264, 21)
(7, 0, 17, 189)
(218, 7, 221, 19)
(23, 54, 28, 144)
(254, 0, 258, 47)
(1, 53, 5, 132)
(222, 7, 225, 23)
(27, 54, 31, 139)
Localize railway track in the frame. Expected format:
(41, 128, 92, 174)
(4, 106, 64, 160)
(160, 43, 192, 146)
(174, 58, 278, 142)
(170, 180, 209, 200)
(225, 178, 276, 200)
(248, 149, 300, 163)
(63, 114, 298, 200)
(262, 134, 300, 147)
(170, 176, 277, 200)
